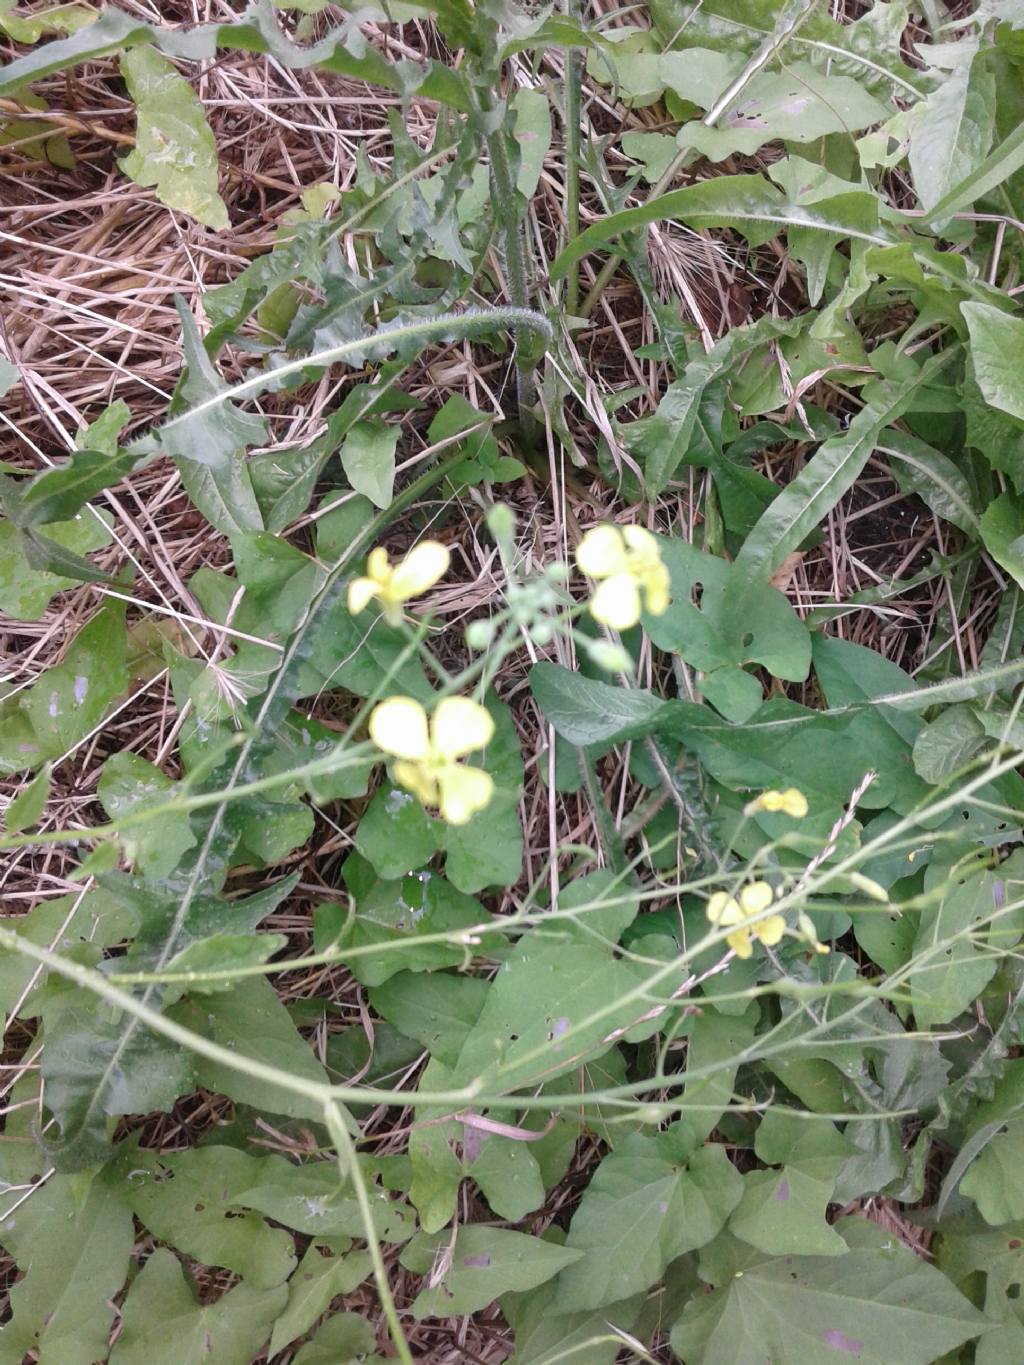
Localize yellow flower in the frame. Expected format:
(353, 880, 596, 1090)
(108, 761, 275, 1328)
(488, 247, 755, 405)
(369, 695, 494, 825)
(748, 788, 808, 819)
(706, 881, 786, 959)
(347, 541, 449, 625)
(576, 525, 671, 631)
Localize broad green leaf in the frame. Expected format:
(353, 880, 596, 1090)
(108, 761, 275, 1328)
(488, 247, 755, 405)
(340, 420, 398, 510)
(504, 1281, 644, 1365)
(553, 1136, 743, 1311)
(0, 506, 111, 621)
(960, 1116, 1024, 1225)
(442, 693, 524, 892)
(402, 1225, 582, 1319)
(908, 39, 995, 215)
(647, 538, 810, 722)
(119, 46, 229, 228)
(355, 784, 440, 879)
(330, 859, 496, 986)
(98, 752, 197, 877)
(674, 1005, 759, 1151)
(922, 116, 1024, 225)
(936, 1211, 1024, 1365)
(0, 355, 19, 395)
(511, 87, 551, 198)
(108, 1249, 288, 1365)
(0, 1168, 133, 1365)
(369, 970, 489, 1065)
(728, 1110, 853, 1257)
(116, 1146, 297, 1288)
(911, 861, 1007, 1031)
(669, 60, 891, 161)
(671, 1216, 987, 1365)
(530, 661, 670, 746)
(912, 705, 986, 784)
(269, 1245, 372, 1356)
(41, 1005, 194, 1169)
(980, 491, 1024, 592)
(233, 1151, 415, 1242)
(0, 600, 127, 775)
(169, 975, 329, 1121)
(963, 301, 1024, 423)
(3, 762, 50, 834)
(292, 1312, 383, 1365)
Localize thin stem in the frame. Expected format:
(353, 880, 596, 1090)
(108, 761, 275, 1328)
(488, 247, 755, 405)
(562, 0, 583, 315)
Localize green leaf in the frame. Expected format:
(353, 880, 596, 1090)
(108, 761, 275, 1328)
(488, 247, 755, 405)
(911, 860, 1008, 1031)
(549, 174, 891, 283)
(116, 1145, 297, 1288)
(268, 1245, 372, 1356)
(442, 692, 523, 892)
(169, 975, 329, 1121)
(725, 347, 956, 613)
(0, 1168, 133, 1365)
(98, 752, 197, 877)
(882, 430, 980, 534)
(936, 1211, 1024, 1365)
(331, 861, 496, 987)
(339, 419, 398, 509)
(728, 1110, 853, 1257)
(963, 301, 1024, 423)
(908, 39, 995, 215)
(553, 1136, 743, 1311)
(369, 970, 489, 1065)
(355, 784, 440, 879)
(119, 45, 229, 228)
(233, 1151, 415, 1242)
(647, 538, 810, 722)
(3, 762, 50, 833)
(41, 1005, 194, 1169)
(108, 1249, 288, 1365)
(18, 401, 133, 525)
(292, 1312, 383, 1365)
(0, 355, 19, 395)
(671, 1216, 987, 1365)
(402, 1225, 582, 1319)
(0, 509, 112, 621)
(151, 299, 266, 534)
(912, 705, 986, 784)
(960, 1116, 1024, 1225)
(530, 661, 669, 747)
(980, 491, 1024, 592)
(667, 58, 891, 161)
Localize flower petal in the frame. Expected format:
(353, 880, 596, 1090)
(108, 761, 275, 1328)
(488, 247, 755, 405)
(590, 574, 641, 631)
(347, 576, 379, 615)
(727, 927, 753, 959)
(366, 546, 391, 586)
(437, 764, 494, 825)
(576, 525, 628, 578)
(369, 696, 430, 760)
(622, 525, 659, 558)
(757, 914, 786, 947)
(739, 881, 774, 917)
(432, 696, 495, 760)
(393, 760, 439, 808)
(390, 541, 450, 601)
(707, 892, 743, 927)
(643, 564, 672, 616)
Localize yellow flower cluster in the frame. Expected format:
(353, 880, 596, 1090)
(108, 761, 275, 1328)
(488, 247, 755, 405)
(748, 788, 809, 818)
(576, 525, 671, 631)
(369, 695, 494, 825)
(706, 881, 785, 960)
(348, 541, 449, 625)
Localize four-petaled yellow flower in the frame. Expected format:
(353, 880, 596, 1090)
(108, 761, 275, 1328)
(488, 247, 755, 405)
(348, 541, 449, 625)
(706, 881, 786, 960)
(749, 788, 808, 819)
(576, 525, 671, 631)
(369, 695, 494, 825)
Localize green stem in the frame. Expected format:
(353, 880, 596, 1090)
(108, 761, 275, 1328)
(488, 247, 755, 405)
(562, 0, 583, 316)
(323, 1104, 414, 1365)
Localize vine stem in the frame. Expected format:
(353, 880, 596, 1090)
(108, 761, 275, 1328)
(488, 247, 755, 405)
(323, 1104, 414, 1365)
(561, 0, 583, 316)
